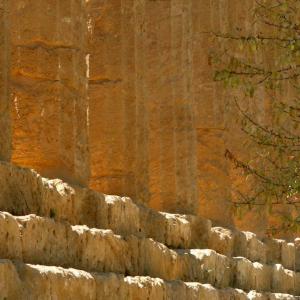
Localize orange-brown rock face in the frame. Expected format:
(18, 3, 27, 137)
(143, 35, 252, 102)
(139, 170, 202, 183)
(1, 0, 296, 239)
(2, 0, 89, 185)
(0, 0, 11, 161)
(88, 0, 198, 214)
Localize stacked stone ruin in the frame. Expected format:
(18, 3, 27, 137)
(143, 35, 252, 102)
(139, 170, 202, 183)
(1, 0, 300, 299)
(1, 162, 300, 298)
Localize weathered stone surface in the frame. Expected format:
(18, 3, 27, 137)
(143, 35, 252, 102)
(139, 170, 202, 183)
(18, 263, 96, 300)
(0, 0, 11, 161)
(295, 238, 300, 272)
(87, 0, 199, 215)
(178, 249, 232, 288)
(4, 0, 89, 186)
(0, 161, 298, 274)
(1, 210, 299, 296)
(0, 260, 22, 299)
(233, 257, 272, 292)
(282, 243, 296, 271)
(272, 264, 295, 295)
(208, 227, 235, 257)
(1, 258, 300, 299)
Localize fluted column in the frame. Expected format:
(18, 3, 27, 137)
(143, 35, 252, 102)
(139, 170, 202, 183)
(192, 0, 233, 226)
(88, 0, 199, 214)
(88, 0, 135, 196)
(8, 0, 89, 185)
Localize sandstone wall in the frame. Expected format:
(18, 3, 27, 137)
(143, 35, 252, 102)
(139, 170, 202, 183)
(0, 0, 296, 237)
(5, 0, 89, 185)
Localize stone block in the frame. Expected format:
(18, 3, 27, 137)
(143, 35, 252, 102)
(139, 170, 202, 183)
(233, 257, 253, 291)
(281, 242, 296, 271)
(272, 264, 295, 295)
(0, 212, 22, 260)
(208, 227, 234, 257)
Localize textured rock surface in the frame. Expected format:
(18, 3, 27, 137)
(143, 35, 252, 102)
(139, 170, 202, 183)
(0, 0, 11, 161)
(0, 162, 298, 273)
(87, 0, 198, 214)
(1, 259, 300, 300)
(1, 0, 296, 237)
(1, 0, 89, 185)
(0, 0, 300, 298)
(0, 209, 300, 296)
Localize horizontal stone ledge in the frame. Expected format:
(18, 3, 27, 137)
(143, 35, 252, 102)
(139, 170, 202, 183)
(0, 211, 299, 295)
(0, 161, 298, 272)
(0, 259, 299, 300)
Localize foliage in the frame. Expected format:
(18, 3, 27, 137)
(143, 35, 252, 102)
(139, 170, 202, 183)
(211, 0, 300, 233)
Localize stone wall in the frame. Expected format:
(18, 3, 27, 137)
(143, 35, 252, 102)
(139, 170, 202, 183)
(0, 0, 297, 237)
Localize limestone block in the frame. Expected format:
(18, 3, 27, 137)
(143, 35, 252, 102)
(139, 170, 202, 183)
(125, 276, 166, 300)
(188, 214, 212, 249)
(281, 242, 296, 271)
(197, 284, 220, 299)
(272, 264, 295, 295)
(139, 208, 169, 247)
(208, 227, 234, 257)
(268, 294, 297, 300)
(218, 288, 248, 300)
(0, 162, 43, 215)
(70, 226, 130, 274)
(252, 262, 272, 291)
(0, 212, 22, 260)
(181, 249, 232, 288)
(18, 263, 96, 300)
(247, 291, 269, 300)
(0, 259, 22, 299)
(233, 257, 253, 291)
(136, 237, 181, 280)
(245, 232, 267, 264)
(94, 273, 127, 300)
(185, 283, 205, 300)
(17, 214, 68, 267)
(233, 231, 249, 258)
(265, 239, 284, 264)
(165, 280, 187, 299)
(159, 212, 192, 249)
(96, 195, 141, 238)
(295, 272, 300, 295)
(294, 238, 300, 272)
(41, 179, 76, 224)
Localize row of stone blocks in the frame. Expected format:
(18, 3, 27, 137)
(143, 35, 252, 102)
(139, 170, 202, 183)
(0, 162, 299, 271)
(1, 259, 299, 300)
(0, 211, 299, 296)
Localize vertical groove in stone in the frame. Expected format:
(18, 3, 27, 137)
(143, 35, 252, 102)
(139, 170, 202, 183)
(134, 0, 149, 203)
(144, 0, 162, 208)
(193, 0, 232, 226)
(183, 0, 198, 214)
(0, 0, 11, 161)
(173, 0, 187, 213)
(88, 0, 198, 214)
(9, 0, 89, 185)
(155, 1, 176, 211)
(88, 0, 128, 194)
(121, 0, 137, 199)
